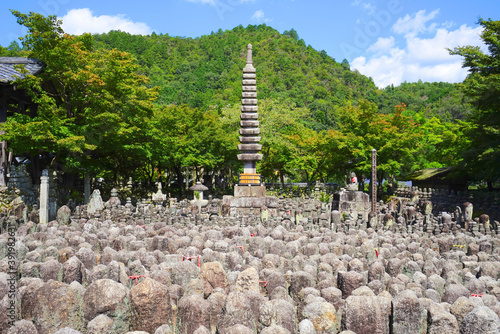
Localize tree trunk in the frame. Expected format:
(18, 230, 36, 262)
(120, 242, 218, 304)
(174, 166, 183, 198)
(359, 174, 365, 192)
(377, 171, 385, 195)
(487, 180, 493, 191)
(30, 155, 41, 185)
(49, 151, 60, 169)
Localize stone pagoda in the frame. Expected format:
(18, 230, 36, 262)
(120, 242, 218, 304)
(235, 44, 264, 196)
(223, 44, 278, 216)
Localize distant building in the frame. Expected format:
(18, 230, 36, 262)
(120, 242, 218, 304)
(401, 167, 469, 191)
(0, 57, 44, 185)
(0, 57, 44, 117)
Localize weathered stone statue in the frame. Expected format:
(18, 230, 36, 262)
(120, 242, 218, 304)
(332, 171, 370, 221)
(346, 171, 358, 191)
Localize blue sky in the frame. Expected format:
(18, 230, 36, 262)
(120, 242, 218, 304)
(1, 0, 498, 87)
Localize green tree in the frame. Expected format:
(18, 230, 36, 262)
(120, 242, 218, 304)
(219, 99, 312, 185)
(1, 11, 158, 182)
(449, 18, 500, 184)
(92, 25, 380, 130)
(0, 40, 22, 56)
(151, 104, 237, 196)
(289, 127, 355, 183)
(337, 100, 425, 189)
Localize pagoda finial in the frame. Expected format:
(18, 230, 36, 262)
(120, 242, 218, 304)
(246, 44, 253, 65)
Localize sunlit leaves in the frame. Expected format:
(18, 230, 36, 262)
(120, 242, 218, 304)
(1, 11, 158, 179)
(449, 18, 500, 181)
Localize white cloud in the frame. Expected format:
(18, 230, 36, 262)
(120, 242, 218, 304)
(185, 0, 216, 5)
(352, 49, 406, 88)
(61, 8, 152, 35)
(184, 0, 254, 5)
(406, 25, 483, 63)
(351, 0, 375, 14)
(392, 9, 440, 37)
(252, 10, 270, 23)
(367, 36, 395, 53)
(362, 3, 376, 15)
(352, 10, 484, 88)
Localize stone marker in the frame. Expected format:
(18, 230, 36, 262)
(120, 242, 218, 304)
(39, 169, 49, 224)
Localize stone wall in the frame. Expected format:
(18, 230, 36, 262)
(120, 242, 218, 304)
(395, 185, 500, 221)
(6, 165, 36, 206)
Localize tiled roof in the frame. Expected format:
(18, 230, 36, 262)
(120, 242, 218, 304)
(402, 167, 453, 181)
(0, 57, 44, 83)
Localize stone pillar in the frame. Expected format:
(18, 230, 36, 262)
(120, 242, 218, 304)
(0, 98, 7, 187)
(0, 142, 6, 187)
(237, 44, 263, 183)
(371, 149, 377, 213)
(39, 169, 49, 224)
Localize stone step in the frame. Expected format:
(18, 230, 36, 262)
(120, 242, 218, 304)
(242, 86, 257, 92)
(242, 98, 258, 105)
(242, 92, 257, 98)
(242, 79, 256, 85)
(243, 73, 256, 79)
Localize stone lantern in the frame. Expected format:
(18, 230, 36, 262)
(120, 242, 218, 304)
(189, 181, 209, 207)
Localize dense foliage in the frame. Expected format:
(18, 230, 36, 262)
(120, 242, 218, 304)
(449, 18, 500, 186)
(1, 10, 494, 199)
(2, 11, 158, 185)
(90, 24, 474, 188)
(93, 26, 380, 131)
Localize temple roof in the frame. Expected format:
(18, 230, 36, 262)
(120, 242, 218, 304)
(0, 57, 44, 84)
(401, 167, 453, 181)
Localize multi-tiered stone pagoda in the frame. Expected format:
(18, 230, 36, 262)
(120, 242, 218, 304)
(237, 44, 263, 188)
(223, 44, 278, 216)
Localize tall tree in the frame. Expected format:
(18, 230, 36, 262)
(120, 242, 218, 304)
(151, 104, 237, 196)
(337, 100, 424, 188)
(1, 11, 158, 182)
(449, 18, 500, 184)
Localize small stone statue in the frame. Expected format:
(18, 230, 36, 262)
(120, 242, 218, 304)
(346, 172, 358, 191)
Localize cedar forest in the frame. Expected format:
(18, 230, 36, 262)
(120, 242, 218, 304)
(0, 11, 499, 200)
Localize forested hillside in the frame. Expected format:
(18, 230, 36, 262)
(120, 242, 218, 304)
(90, 25, 473, 190)
(93, 26, 376, 131)
(93, 26, 470, 130)
(377, 81, 470, 121)
(3, 11, 493, 199)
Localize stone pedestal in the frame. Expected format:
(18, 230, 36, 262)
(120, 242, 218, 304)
(234, 185, 266, 197)
(222, 194, 278, 217)
(332, 190, 370, 222)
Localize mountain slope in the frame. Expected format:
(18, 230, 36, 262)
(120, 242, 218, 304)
(94, 24, 379, 130)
